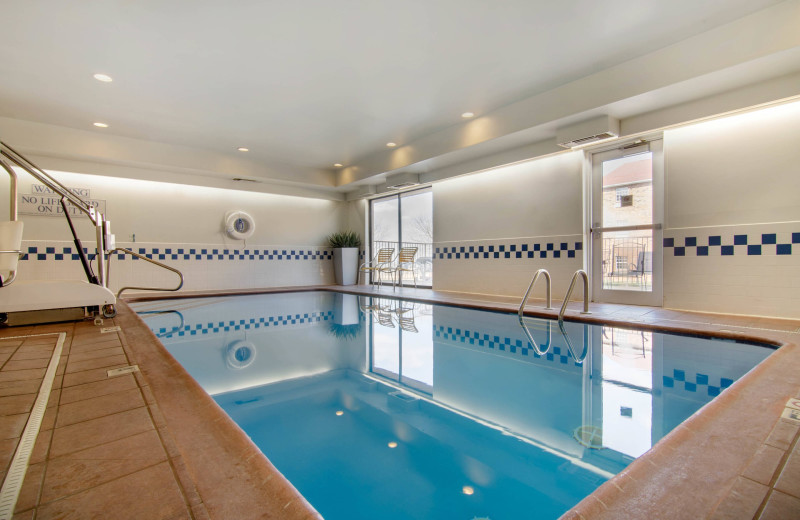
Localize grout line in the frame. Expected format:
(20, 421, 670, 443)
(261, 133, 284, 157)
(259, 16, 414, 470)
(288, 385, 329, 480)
(53, 402, 149, 431)
(753, 419, 800, 518)
(58, 379, 139, 406)
(32, 460, 167, 510)
(0, 332, 65, 520)
(0, 342, 24, 375)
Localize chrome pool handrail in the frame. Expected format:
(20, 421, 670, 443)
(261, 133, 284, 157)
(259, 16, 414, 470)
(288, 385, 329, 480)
(137, 309, 185, 338)
(518, 316, 552, 356)
(518, 268, 552, 317)
(106, 247, 184, 298)
(558, 269, 591, 320)
(558, 320, 590, 363)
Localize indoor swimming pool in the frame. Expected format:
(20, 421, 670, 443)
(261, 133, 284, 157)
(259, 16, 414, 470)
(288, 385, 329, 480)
(130, 291, 775, 520)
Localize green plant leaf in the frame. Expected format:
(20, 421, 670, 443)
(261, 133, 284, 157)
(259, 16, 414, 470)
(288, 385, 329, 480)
(327, 230, 362, 248)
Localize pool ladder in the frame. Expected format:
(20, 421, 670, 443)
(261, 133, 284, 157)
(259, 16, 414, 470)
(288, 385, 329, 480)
(517, 268, 591, 320)
(517, 268, 591, 362)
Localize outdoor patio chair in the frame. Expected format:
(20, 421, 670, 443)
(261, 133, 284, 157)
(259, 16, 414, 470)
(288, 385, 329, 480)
(381, 247, 418, 290)
(358, 247, 394, 286)
(628, 251, 653, 286)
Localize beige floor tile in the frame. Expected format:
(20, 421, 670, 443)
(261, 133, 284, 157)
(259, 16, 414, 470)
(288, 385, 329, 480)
(40, 430, 167, 503)
(55, 388, 145, 428)
(35, 462, 189, 520)
(49, 407, 155, 458)
(59, 374, 137, 405)
(758, 490, 800, 519)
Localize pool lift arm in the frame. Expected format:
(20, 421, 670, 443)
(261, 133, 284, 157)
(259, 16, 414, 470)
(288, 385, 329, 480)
(0, 140, 117, 325)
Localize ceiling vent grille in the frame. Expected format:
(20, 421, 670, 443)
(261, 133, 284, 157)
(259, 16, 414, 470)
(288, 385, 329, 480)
(556, 116, 620, 149)
(384, 172, 420, 190)
(558, 132, 618, 148)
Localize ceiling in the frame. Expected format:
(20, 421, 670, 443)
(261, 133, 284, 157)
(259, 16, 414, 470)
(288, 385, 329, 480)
(0, 0, 797, 195)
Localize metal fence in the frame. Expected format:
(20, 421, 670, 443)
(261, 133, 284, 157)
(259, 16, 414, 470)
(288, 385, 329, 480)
(370, 241, 433, 287)
(601, 235, 652, 292)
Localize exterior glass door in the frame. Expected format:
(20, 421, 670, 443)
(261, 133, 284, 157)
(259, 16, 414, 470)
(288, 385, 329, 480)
(370, 187, 433, 287)
(591, 140, 663, 306)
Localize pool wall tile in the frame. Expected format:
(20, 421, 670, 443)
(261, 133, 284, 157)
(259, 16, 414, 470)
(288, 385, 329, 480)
(17, 240, 337, 293)
(433, 234, 584, 301)
(663, 222, 800, 318)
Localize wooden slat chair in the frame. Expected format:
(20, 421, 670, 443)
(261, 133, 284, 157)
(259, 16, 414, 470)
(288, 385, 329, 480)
(358, 248, 394, 286)
(381, 247, 418, 290)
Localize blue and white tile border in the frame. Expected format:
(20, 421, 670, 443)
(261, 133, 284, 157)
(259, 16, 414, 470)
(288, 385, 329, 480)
(664, 231, 798, 256)
(20, 245, 333, 262)
(435, 324, 583, 369)
(153, 311, 334, 339)
(436, 241, 583, 260)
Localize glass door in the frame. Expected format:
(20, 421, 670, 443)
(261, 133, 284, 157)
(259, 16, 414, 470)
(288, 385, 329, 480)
(591, 140, 663, 306)
(370, 187, 433, 287)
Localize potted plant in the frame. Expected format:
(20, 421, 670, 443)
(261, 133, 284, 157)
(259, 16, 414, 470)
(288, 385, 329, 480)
(328, 230, 362, 285)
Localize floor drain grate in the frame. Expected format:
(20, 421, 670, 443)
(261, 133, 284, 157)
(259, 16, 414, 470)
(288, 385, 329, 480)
(573, 425, 604, 449)
(101, 326, 121, 334)
(107, 365, 139, 377)
(0, 332, 65, 519)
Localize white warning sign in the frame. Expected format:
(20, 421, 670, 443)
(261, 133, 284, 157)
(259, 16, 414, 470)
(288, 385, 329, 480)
(19, 184, 106, 218)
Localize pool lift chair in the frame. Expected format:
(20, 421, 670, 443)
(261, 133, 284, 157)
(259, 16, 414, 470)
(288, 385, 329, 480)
(0, 141, 182, 327)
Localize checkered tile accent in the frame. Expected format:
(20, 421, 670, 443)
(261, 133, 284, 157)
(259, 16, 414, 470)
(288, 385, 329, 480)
(436, 241, 583, 260)
(154, 311, 334, 339)
(662, 369, 733, 397)
(664, 232, 798, 256)
(19, 246, 333, 262)
(435, 325, 582, 367)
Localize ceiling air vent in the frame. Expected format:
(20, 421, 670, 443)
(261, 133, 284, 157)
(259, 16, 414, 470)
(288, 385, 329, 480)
(556, 116, 620, 149)
(384, 172, 420, 190)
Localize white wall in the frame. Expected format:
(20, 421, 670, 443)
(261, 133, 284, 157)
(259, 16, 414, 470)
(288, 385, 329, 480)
(662, 101, 800, 317)
(432, 152, 584, 299)
(426, 100, 800, 318)
(2, 168, 345, 293)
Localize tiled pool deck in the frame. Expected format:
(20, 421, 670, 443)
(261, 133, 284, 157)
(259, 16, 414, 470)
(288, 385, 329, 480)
(1, 284, 799, 519)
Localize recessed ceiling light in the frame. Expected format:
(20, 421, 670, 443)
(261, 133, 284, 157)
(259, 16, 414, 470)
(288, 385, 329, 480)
(93, 73, 113, 82)
(333, 163, 343, 168)
(386, 142, 397, 148)
(387, 441, 398, 448)
(335, 410, 344, 416)
(461, 112, 475, 118)
(237, 147, 249, 152)
(93, 122, 108, 128)
(462, 486, 474, 495)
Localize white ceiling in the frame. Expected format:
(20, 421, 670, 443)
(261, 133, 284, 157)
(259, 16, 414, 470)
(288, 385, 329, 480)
(0, 0, 794, 192)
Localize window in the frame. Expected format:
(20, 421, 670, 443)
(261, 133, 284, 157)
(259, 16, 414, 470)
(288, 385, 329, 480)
(615, 187, 631, 207)
(370, 187, 433, 287)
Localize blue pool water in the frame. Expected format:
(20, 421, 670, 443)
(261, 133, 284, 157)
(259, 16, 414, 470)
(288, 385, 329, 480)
(131, 291, 774, 520)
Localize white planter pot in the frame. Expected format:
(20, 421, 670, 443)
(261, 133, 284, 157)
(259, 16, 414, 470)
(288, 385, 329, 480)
(333, 247, 359, 285)
(333, 293, 360, 325)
